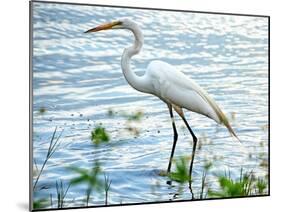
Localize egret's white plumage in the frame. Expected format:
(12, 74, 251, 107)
(85, 19, 239, 179)
(142, 59, 238, 139)
(146, 60, 220, 122)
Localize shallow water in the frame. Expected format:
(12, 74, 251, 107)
(32, 2, 269, 208)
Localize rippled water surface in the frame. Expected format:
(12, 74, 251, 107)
(32, 2, 269, 208)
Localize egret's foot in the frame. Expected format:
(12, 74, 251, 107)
(166, 180, 172, 185)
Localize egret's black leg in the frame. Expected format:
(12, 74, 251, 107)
(178, 115, 197, 199)
(167, 104, 178, 174)
(180, 116, 198, 181)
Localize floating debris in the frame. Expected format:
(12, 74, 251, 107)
(39, 107, 46, 114)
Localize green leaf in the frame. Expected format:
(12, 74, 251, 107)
(169, 157, 191, 183)
(33, 198, 49, 209)
(70, 176, 87, 185)
(209, 169, 267, 198)
(91, 127, 110, 145)
(68, 162, 104, 199)
(257, 178, 267, 194)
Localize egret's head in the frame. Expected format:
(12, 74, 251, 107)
(85, 19, 135, 33)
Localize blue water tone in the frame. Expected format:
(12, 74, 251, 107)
(32, 2, 268, 208)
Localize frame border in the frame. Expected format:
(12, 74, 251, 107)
(31, 0, 269, 18)
(29, 0, 270, 211)
(29, 1, 34, 211)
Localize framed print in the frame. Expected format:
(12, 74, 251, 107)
(30, 0, 269, 211)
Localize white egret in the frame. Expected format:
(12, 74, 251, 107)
(85, 19, 239, 180)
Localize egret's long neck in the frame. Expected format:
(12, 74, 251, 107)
(121, 25, 148, 93)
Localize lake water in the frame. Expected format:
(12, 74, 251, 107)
(32, 2, 269, 208)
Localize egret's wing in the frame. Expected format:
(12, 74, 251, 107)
(147, 60, 239, 141)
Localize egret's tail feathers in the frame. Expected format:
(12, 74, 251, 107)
(221, 115, 241, 142)
(195, 88, 240, 142)
(203, 94, 240, 142)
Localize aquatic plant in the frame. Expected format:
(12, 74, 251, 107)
(256, 177, 267, 194)
(126, 110, 144, 121)
(104, 174, 112, 205)
(106, 109, 144, 137)
(107, 108, 144, 121)
(124, 111, 143, 137)
(107, 108, 114, 116)
(199, 161, 213, 199)
(39, 107, 47, 114)
(208, 169, 268, 197)
(55, 179, 71, 208)
(168, 156, 191, 184)
(91, 126, 110, 145)
(33, 198, 50, 209)
(69, 161, 103, 206)
(259, 159, 268, 168)
(33, 127, 63, 190)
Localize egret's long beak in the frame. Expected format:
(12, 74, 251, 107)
(85, 21, 121, 33)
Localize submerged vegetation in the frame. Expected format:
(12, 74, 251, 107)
(69, 161, 103, 206)
(33, 127, 63, 191)
(208, 169, 268, 198)
(199, 161, 213, 199)
(125, 110, 144, 121)
(167, 157, 268, 200)
(33, 111, 268, 209)
(33, 198, 50, 209)
(55, 180, 71, 208)
(91, 126, 110, 145)
(107, 108, 144, 121)
(104, 174, 112, 205)
(169, 156, 191, 183)
(39, 106, 47, 114)
(33, 126, 113, 209)
(107, 108, 144, 137)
